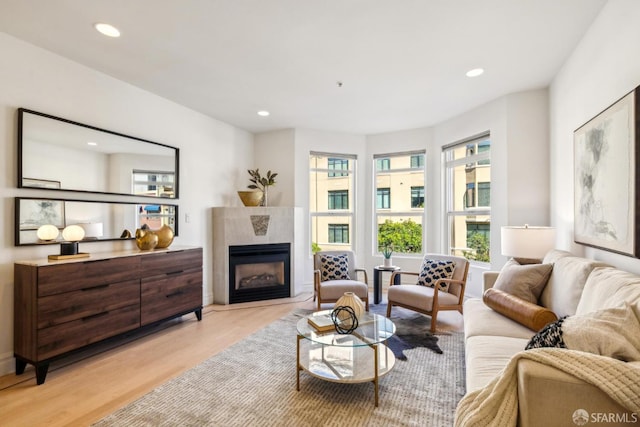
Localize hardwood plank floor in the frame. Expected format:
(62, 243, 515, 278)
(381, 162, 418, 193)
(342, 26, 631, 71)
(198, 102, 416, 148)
(0, 293, 463, 426)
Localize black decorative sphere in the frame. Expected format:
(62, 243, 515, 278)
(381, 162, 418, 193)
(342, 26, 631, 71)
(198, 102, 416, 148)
(331, 306, 359, 334)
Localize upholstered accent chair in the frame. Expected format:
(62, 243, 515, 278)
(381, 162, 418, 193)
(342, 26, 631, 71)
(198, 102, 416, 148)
(313, 250, 369, 311)
(386, 253, 469, 332)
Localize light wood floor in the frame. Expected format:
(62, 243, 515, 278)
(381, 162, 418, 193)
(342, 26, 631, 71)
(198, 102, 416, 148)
(0, 293, 463, 427)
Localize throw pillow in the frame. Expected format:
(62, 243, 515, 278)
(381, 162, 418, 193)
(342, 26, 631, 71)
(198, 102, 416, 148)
(525, 317, 567, 350)
(320, 254, 350, 281)
(417, 259, 455, 292)
(483, 288, 558, 332)
(525, 303, 640, 362)
(493, 258, 553, 303)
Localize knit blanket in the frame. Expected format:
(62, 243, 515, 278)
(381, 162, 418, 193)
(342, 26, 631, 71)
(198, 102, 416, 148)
(454, 348, 640, 427)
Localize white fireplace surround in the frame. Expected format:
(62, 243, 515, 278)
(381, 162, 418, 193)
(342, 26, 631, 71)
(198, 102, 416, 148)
(212, 207, 304, 304)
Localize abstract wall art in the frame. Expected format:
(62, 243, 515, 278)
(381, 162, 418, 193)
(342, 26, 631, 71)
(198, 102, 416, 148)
(574, 86, 640, 257)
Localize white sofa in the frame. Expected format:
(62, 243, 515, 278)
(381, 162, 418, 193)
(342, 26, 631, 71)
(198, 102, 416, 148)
(462, 249, 640, 426)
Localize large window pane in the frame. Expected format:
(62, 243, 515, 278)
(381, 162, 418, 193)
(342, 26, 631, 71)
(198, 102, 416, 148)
(445, 135, 491, 262)
(310, 153, 355, 252)
(374, 152, 425, 255)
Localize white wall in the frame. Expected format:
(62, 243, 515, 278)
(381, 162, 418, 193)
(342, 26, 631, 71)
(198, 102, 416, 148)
(0, 32, 254, 376)
(550, 0, 640, 272)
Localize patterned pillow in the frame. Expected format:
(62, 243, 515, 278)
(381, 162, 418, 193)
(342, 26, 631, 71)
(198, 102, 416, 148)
(525, 317, 568, 350)
(417, 259, 455, 292)
(320, 254, 350, 281)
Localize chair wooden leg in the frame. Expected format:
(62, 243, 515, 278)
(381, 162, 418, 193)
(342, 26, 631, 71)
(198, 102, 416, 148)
(430, 310, 438, 333)
(386, 302, 392, 318)
(365, 299, 370, 311)
(317, 298, 321, 311)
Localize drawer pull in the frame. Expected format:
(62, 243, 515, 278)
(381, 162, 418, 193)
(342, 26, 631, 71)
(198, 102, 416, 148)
(166, 290, 185, 298)
(81, 284, 110, 291)
(166, 270, 184, 276)
(82, 311, 109, 322)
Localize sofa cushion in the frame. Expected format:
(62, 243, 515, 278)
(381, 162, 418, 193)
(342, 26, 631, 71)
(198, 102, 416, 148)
(493, 259, 552, 303)
(483, 288, 558, 332)
(388, 284, 459, 311)
(463, 298, 536, 340)
(542, 249, 573, 264)
(465, 335, 530, 393)
(417, 259, 455, 292)
(577, 267, 640, 314)
(539, 256, 609, 317)
(319, 254, 350, 281)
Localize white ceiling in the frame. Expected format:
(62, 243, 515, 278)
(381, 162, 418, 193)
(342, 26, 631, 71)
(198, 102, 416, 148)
(0, 0, 607, 135)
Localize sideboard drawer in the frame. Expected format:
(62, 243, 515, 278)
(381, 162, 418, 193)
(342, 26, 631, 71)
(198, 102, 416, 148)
(37, 304, 140, 360)
(38, 257, 140, 297)
(37, 279, 140, 329)
(140, 248, 202, 276)
(141, 268, 202, 325)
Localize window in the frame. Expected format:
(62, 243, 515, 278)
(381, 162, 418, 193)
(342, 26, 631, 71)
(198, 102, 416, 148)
(376, 158, 390, 171)
(377, 188, 390, 209)
(132, 170, 175, 198)
(310, 153, 355, 251)
(411, 186, 424, 208)
(410, 155, 424, 168)
(328, 224, 349, 243)
(444, 134, 491, 262)
(374, 151, 425, 255)
(328, 190, 349, 210)
(327, 158, 349, 177)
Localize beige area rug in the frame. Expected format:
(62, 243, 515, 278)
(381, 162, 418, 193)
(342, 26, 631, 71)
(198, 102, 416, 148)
(94, 309, 465, 427)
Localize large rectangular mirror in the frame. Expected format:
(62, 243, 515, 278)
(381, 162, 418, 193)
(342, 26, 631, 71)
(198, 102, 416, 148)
(18, 108, 179, 198)
(15, 197, 178, 246)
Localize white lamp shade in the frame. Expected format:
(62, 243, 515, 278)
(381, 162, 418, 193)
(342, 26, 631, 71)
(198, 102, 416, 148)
(62, 225, 85, 242)
(79, 222, 103, 238)
(37, 224, 59, 241)
(501, 226, 556, 259)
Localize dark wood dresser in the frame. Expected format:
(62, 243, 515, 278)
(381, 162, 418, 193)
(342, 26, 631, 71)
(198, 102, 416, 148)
(14, 246, 203, 385)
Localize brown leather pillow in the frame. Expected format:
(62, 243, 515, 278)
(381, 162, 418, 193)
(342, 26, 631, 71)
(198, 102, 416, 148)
(483, 288, 558, 332)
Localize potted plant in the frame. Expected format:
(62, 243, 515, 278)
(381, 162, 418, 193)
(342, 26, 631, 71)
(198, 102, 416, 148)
(247, 169, 277, 206)
(381, 245, 393, 268)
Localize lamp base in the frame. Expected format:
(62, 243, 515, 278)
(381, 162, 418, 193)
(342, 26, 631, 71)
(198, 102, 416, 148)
(60, 242, 79, 255)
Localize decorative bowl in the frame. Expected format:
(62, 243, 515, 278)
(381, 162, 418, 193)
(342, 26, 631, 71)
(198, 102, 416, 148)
(237, 190, 263, 207)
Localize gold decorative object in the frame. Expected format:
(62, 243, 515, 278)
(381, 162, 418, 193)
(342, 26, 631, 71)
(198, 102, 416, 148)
(155, 224, 175, 248)
(237, 190, 263, 207)
(135, 228, 158, 250)
(335, 292, 365, 320)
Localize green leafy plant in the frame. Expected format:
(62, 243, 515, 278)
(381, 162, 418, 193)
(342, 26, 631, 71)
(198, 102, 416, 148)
(380, 244, 393, 259)
(247, 169, 277, 192)
(378, 219, 422, 254)
(312, 242, 322, 254)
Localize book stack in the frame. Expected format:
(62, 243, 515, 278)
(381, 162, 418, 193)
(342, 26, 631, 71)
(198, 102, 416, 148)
(307, 313, 335, 332)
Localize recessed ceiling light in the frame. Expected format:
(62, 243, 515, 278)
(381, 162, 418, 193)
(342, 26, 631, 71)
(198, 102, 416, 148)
(87, 141, 98, 146)
(94, 23, 121, 38)
(466, 68, 484, 77)
(257, 111, 270, 117)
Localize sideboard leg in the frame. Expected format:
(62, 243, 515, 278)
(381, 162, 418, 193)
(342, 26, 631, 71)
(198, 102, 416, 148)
(15, 358, 27, 375)
(35, 363, 49, 385)
(195, 308, 202, 321)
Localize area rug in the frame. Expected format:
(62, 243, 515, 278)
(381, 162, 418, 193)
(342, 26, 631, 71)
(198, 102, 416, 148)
(94, 309, 466, 427)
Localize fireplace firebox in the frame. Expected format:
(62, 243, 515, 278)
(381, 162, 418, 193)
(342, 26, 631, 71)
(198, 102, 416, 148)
(229, 243, 291, 303)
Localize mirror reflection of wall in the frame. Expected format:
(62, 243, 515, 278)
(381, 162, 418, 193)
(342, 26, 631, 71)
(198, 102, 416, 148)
(19, 109, 179, 198)
(16, 197, 178, 246)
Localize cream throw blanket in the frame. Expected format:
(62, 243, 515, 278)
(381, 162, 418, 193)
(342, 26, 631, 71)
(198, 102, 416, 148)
(454, 348, 640, 427)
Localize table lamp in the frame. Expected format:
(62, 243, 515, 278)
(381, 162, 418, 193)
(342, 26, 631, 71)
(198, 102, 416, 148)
(60, 225, 85, 255)
(501, 225, 556, 260)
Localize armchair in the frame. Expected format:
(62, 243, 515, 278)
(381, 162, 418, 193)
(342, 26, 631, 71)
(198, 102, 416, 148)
(313, 250, 369, 311)
(386, 253, 469, 332)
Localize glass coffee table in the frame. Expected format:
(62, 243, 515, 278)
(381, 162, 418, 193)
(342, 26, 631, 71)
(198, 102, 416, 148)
(296, 310, 396, 407)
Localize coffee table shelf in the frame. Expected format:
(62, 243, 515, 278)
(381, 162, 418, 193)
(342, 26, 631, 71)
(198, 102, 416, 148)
(296, 310, 396, 406)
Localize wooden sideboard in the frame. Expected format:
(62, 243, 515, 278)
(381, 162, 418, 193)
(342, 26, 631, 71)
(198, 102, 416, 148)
(14, 246, 203, 385)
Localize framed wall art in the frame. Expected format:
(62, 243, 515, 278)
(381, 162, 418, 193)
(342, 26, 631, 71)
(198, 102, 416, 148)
(574, 86, 640, 257)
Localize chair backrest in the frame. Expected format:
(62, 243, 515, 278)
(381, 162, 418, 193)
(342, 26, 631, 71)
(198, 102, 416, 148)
(314, 250, 357, 281)
(421, 253, 469, 298)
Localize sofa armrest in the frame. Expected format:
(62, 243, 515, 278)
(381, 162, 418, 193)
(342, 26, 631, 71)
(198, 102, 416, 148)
(516, 359, 629, 427)
(483, 271, 500, 292)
